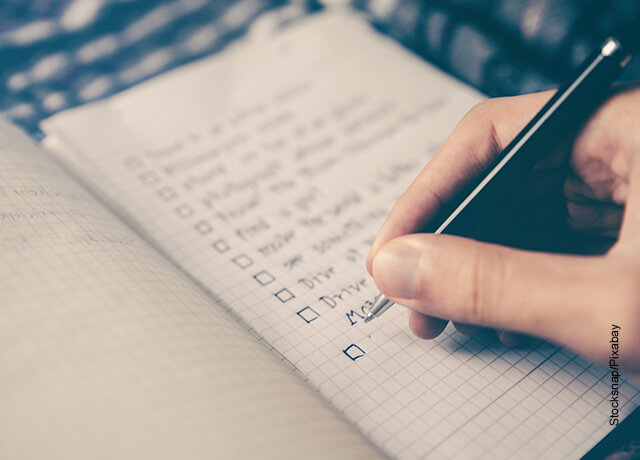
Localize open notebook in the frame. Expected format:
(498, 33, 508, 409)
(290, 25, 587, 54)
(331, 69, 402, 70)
(2, 10, 637, 460)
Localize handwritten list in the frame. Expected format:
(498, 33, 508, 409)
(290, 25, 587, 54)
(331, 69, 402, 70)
(42, 12, 640, 460)
(0, 118, 382, 460)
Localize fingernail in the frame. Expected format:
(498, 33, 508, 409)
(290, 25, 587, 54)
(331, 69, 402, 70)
(373, 241, 420, 299)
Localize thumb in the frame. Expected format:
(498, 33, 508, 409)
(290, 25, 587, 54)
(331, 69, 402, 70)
(371, 234, 608, 346)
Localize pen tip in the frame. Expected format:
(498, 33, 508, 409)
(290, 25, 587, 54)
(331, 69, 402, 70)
(364, 314, 374, 323)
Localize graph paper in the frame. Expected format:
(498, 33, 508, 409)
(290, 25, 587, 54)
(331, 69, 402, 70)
(0, 120, 382, 458)
(42, 11, 640, 460)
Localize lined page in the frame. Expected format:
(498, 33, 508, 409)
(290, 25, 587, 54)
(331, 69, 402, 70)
(42, 11, 640, 460)
(0, 119, 384, 460)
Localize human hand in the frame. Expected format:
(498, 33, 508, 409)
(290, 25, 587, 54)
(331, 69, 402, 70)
(367, 85, 640, 380)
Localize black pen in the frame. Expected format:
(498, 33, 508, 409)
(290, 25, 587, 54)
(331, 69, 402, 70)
(365, 27, 639, 323)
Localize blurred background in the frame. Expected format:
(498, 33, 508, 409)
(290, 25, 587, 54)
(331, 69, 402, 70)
(0, 0, 639, 135)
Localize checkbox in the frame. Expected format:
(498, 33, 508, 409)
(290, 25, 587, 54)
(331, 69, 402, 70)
(138, 171, 160, 185)
(297, 306, 320, 323)
(195, 220, 213, 235)
(175, 204, 194, 218)
(123, 156, 143, 170)
(274, 288, 295, 303)
(232, 254, 253, 269)
(253, 270, 275, 286)
(212, 239, 230, 253)
(157, 186, 177, 202)
(343, 344, 366, 361)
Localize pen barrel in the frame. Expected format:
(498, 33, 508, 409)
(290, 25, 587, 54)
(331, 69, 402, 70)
(428, 37, 632, 237)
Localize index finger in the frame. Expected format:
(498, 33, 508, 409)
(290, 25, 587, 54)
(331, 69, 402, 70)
(366, 91, 554, 274)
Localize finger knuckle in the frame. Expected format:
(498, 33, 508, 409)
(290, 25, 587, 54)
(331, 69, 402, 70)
(458, 102, 504, 167)
(465, 246, 505, 326)
(413, 261, 437, 307)
(466, 99, 499, 119)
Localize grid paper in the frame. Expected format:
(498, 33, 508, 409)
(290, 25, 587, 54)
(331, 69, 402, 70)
(41, 11, 640, 460)
(0, 120, 383, 459)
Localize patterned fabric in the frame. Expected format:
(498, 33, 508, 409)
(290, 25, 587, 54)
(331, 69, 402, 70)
(0, 0, 320, 136)
(350, 0, 640, 96)
(0, 1, 638, 136)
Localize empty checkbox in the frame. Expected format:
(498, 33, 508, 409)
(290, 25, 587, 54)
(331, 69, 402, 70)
(138, 171, 160, 185)
(343, 344, 366, 361)
(253, 270, 275, 286)
(175, 204, 194, 218)
(232, 254, 253, 269)
(157, 186, 177, 201)
(297, 306, 320, 323)
(195, 220, 213, 235)
(274, 288, 294, 303)
(212, 239, 230, 253)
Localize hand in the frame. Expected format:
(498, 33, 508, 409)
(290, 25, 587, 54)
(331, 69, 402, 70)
(367, 84, 640, 381)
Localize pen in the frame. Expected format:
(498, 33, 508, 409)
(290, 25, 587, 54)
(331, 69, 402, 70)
(365, 28, 638, 323)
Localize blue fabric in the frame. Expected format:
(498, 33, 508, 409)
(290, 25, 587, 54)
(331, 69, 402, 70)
(0, 0, 319, 136)
(351, 0, 640, 96)
(0, 0, 638, 136)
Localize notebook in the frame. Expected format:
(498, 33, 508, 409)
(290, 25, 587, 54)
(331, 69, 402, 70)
(2, 9, 637, 460)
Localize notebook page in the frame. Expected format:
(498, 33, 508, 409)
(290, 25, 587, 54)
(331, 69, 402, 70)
(0, 119, 384, 460)
(41, 11, 640, 460)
